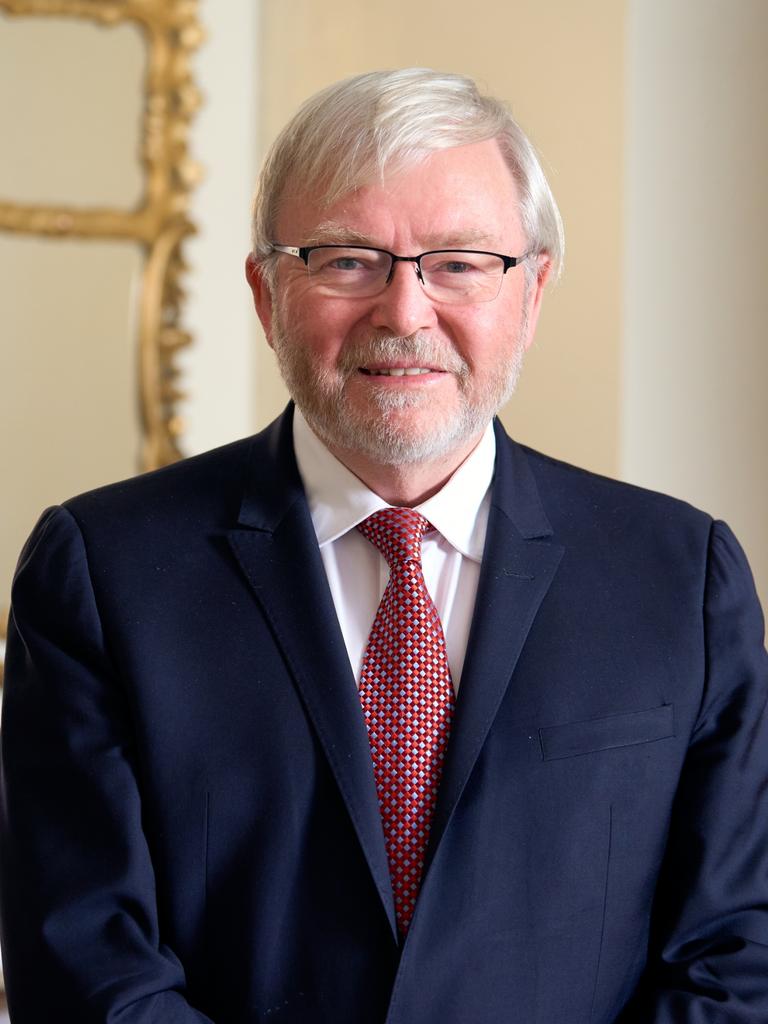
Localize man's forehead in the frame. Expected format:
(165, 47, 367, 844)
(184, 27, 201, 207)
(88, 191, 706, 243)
(274, 139, 522, 245)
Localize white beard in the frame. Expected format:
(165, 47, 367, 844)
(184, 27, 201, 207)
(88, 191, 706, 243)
(270, 313, 527, 467)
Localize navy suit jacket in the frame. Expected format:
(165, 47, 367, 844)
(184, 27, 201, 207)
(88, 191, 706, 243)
(2, 407, 768, 1023)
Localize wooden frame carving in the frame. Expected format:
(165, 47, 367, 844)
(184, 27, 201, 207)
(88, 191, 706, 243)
(0, 0, 204, 470)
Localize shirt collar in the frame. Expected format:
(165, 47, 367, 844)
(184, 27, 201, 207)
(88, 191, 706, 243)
(417, 426, 495, 561)
(293, 409, 495, 563)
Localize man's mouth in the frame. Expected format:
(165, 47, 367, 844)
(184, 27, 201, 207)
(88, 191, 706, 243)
(359, 367, 440, 377)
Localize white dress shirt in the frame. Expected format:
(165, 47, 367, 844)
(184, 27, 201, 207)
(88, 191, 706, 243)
(293, 410, 495, 691)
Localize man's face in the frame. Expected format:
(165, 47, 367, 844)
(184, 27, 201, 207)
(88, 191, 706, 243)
(249, 139, 549, 467)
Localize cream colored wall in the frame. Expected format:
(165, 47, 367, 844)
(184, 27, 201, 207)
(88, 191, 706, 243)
(254, 0, 626, 479)
(182, 0, 260, 456)
(623, 0, 768, 609)
(0, 17, 145, 617)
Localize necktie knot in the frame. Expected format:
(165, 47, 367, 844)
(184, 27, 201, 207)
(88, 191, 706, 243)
(357, 508, 431, 568)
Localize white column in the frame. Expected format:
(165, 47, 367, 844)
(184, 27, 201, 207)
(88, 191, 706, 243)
(181, 0, 261, 454)
(623, 0, 768, 608)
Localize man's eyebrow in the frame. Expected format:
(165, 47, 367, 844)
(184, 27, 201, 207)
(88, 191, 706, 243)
(419, 231, 499, 250)
(303, 222, 371, 246)
(302, 223, 501, 251)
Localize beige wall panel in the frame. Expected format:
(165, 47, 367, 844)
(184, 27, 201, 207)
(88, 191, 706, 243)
(0, 17, 144, 206)
(255, 0, 625, 477)
(0, 17, 146, 613)
(623, 0, 768, 609)
(1, 236, 141, 610)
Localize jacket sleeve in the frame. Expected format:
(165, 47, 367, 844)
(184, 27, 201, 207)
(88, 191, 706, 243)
(0, 507, 215, 1024)
(618, 520, 768, 1022)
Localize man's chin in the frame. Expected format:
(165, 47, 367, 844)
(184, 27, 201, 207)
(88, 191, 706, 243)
(303, 403, 482, 468)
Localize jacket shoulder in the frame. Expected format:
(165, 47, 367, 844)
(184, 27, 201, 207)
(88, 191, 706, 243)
(516, 441, 714, 534)
(62, 422, 281, 533)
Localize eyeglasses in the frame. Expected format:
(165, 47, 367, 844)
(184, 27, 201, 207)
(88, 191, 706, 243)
(270, 243, 530, 304)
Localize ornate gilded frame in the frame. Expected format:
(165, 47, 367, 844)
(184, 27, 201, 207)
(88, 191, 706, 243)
(0, 0, 203, 470)
(0, 0, 204, 682)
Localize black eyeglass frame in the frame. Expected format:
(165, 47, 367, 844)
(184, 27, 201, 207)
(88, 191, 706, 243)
(270, 243, 531, 285)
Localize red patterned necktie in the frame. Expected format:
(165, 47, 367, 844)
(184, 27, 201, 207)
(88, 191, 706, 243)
(357, 507, 455, 935)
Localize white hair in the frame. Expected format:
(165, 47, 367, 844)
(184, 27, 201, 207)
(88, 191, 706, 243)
(251, 68, 564, 282)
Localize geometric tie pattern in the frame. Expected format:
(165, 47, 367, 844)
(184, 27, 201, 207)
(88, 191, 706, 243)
(357, 507, 455, 935)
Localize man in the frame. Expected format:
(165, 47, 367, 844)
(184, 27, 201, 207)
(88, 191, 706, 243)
(1, 68, 767, 1023)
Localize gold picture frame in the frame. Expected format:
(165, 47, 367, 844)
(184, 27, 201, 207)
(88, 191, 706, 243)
(0, 0, 204, 471)
(0, 0, 204, 687)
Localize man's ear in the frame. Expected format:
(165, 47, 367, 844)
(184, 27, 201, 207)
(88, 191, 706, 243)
(521, 255, 552, 352)
(245, 253, 275, 346)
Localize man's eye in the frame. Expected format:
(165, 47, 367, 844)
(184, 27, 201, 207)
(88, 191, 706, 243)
(312, 254, 378, 274)
(432, 259, 478, 275)
(442, 261, 474, 273)
(329, 257, 366, 271)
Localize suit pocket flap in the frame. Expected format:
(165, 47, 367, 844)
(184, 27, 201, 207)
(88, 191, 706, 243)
(539, 704, 675, 761)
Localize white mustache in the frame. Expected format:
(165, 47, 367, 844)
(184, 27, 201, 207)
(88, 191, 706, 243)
(338, 333, 469, 378)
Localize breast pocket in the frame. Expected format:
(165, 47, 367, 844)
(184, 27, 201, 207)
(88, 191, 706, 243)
(538, 703, 675, 761)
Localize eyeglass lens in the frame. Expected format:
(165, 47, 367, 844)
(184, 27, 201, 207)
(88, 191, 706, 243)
(305, 246, 506, 303)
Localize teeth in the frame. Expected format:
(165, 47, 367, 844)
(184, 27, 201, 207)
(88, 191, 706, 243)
(367, 367, 433, 377)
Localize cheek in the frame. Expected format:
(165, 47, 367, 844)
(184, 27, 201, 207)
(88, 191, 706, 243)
(290, 296, 372, 356)
(465, 298, 528, 356)
(441, 310, 507, 365)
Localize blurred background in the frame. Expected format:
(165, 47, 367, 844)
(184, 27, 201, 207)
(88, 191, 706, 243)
(1, 0, 766, 639)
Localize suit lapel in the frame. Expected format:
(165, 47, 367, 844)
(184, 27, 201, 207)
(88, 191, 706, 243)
(227, 409, 397, 938)
(428, 424, 564, 858)
(226, 412, 562, 935)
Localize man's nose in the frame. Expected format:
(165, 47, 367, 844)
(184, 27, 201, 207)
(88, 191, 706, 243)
(367, 260, 438, 335)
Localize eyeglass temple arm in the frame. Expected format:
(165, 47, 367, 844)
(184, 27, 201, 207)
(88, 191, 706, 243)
(502, 252, 533, 271)
(271, 244, 308, 262)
